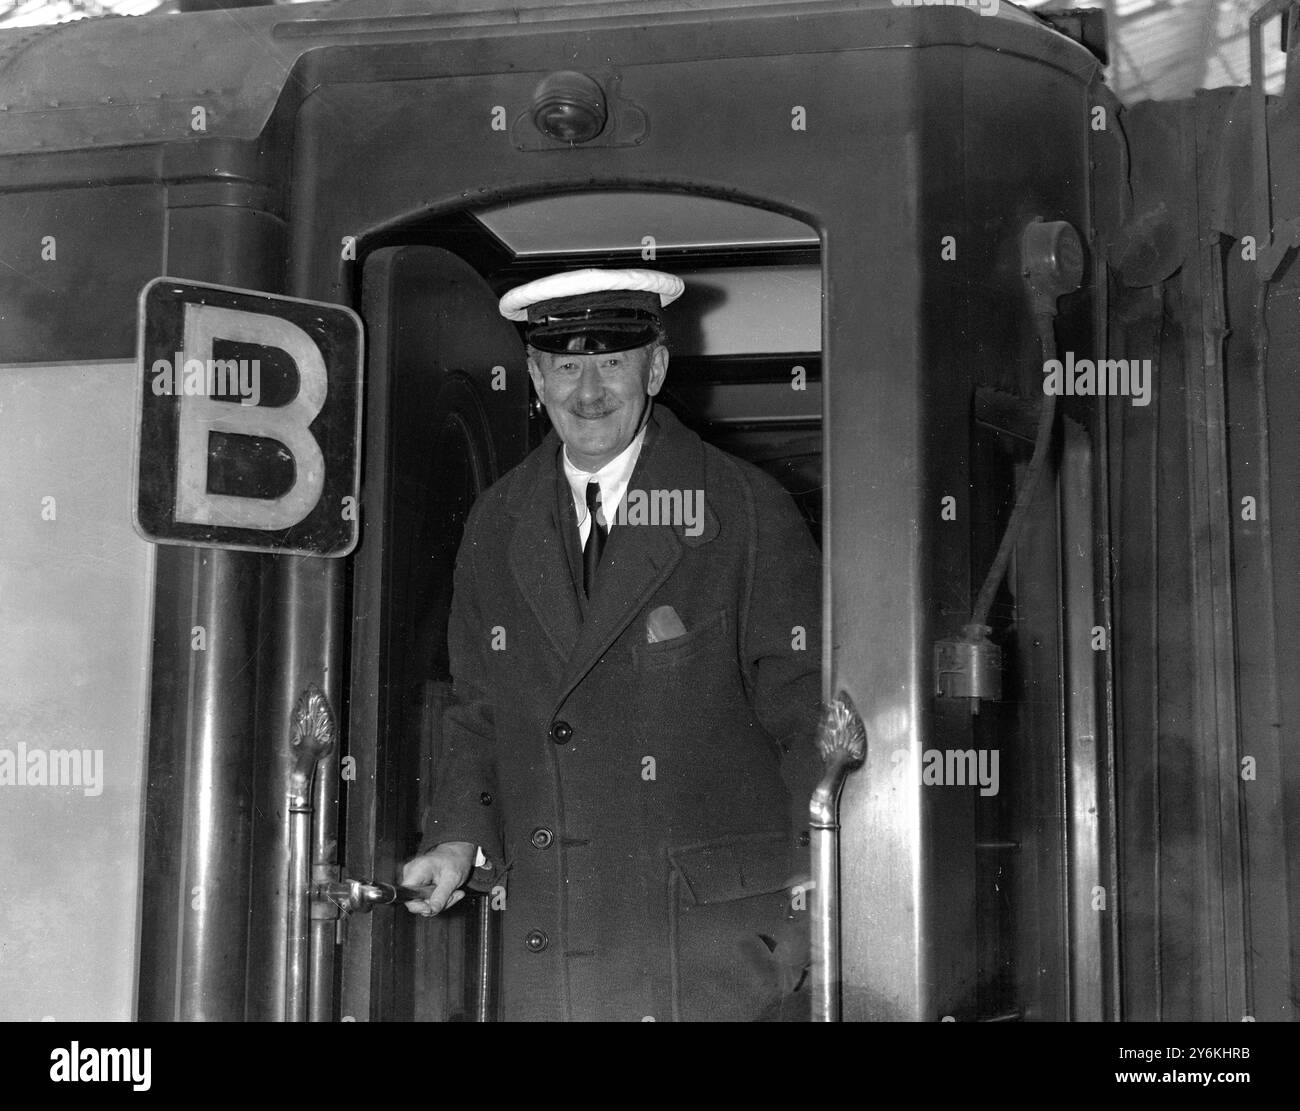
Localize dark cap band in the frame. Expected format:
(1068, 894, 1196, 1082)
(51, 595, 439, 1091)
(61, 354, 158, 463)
(524, 291, 665, 354)
(527, 308, 663, 354)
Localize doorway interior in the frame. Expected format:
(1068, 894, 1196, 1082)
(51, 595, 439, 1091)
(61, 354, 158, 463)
(340, 189, 826, 1020)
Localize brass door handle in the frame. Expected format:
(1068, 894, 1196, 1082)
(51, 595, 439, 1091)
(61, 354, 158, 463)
(314, 878, 436, 914)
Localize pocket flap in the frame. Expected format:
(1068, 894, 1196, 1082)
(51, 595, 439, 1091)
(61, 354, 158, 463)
(669, 831, 795, 906)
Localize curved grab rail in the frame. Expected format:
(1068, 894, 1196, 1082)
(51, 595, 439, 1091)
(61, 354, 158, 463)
(810, 691, 867, 1022)
(285, 686, 337, 1023)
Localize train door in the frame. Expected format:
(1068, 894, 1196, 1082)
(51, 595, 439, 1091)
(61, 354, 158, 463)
(339, 245, 529, 1021)
(332, 194, 825, 1021)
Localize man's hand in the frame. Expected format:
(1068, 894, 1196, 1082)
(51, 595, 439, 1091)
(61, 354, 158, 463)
(401, 841, 476, 917)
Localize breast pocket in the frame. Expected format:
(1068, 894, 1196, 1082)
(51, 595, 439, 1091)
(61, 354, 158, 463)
(635, 608, 729, 671)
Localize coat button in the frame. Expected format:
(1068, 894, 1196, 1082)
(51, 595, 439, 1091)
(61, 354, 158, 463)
(530, 827, 554, 850)
(480, 792, 493, 806)
(524, 929, 549, 953)
(550, 720, 573, 744)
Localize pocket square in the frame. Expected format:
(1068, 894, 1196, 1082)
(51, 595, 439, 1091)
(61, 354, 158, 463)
(646, 604, 688, 644)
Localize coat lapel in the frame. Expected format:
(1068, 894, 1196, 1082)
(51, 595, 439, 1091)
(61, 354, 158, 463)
(553, 407, 710, 704)
(506, 438, 583, 660)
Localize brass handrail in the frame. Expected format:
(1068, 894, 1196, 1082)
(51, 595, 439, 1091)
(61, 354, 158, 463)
(810, 692, 866, 1022)
(285, 686, 337, 1022)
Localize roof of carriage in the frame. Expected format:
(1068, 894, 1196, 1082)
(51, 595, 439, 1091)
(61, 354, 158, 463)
(0, 0, 1091, 155)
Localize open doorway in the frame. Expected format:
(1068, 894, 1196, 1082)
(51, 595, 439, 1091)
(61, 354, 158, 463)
(341, 190, 824, 1021)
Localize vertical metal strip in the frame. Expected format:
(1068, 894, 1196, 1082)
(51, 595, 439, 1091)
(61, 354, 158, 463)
(470, 898, 495, 1022)
(286, 812, 311, 1022)
(1182, 199, 1248, 1017)
(1059, 421, 1107, 1021)
(309, 720, 341, 1024)
(831, 126, 928, 1024)
(1149, 305, 1165, 1022)
(158, 549, 260, 1022)
(1088, 190, 1124, 1024)
(1239, 280, 1294, 1019)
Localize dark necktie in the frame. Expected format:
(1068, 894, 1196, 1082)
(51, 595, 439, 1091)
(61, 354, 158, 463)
(582, 480, 607, 597)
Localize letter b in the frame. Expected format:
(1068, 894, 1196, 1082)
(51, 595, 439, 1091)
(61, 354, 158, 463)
(174, 304, 327, 531)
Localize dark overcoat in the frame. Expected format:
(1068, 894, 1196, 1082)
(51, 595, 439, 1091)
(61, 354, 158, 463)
(424, 404, 823, 1021)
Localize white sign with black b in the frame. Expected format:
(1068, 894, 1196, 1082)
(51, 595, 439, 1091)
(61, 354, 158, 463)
(134, 278, 363, 556)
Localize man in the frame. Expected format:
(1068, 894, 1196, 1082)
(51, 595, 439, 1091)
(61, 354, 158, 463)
(401, 268, 823, 1021)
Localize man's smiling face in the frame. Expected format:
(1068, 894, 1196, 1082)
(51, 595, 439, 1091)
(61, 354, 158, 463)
(527, 342, 669, 471)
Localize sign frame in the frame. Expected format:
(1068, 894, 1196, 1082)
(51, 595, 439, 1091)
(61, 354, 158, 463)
(132, 277, 365, 558)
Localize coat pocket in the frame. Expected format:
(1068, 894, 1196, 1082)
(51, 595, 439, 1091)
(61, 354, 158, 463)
(635, 608, 729, 670)
(668, 830, 794, 905)
(667, 831, 804, 1020)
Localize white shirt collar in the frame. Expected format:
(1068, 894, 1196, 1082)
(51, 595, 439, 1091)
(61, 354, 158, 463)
(562, 424, 648, 530)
